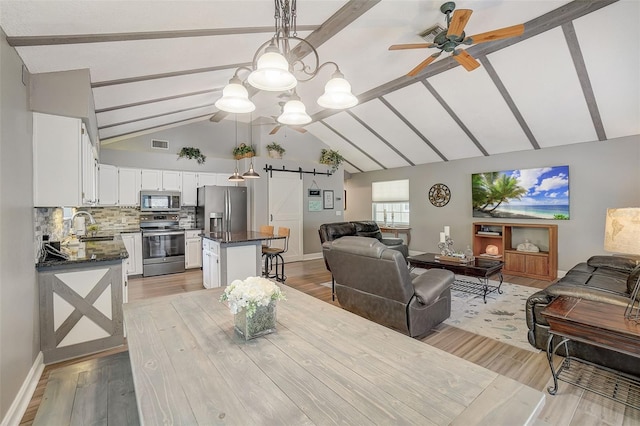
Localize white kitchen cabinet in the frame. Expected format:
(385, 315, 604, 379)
(202, 238, 220, 288)
(185, 229, 202, 269)
(98, 164, 118, 205)
(182, 172, 198, 206)
(140, 169, 162, 190)
(118, 168, 141, 206)
(162, 170, 182, 191)
(197, 172, 218, 187)
(33, 112, 97, 207)
(120, 232, 143, 276)
(141, 169, 182, 191)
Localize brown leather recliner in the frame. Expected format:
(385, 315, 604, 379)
(323, 236, 453, 338)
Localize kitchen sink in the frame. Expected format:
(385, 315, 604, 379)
(79, 235, 114, 242)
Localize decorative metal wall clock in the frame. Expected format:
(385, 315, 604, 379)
(428, 183, 451, 207)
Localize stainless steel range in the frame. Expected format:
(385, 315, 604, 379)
(140, 213, 185, 277)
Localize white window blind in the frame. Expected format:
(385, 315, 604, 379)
(372, 180, 409, 202)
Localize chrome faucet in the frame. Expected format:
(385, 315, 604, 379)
(71, 210, 96, 225)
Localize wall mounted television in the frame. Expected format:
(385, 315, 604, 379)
(472, 165, 569, 220)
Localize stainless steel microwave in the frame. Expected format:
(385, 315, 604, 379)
(140, 191, 181, 212)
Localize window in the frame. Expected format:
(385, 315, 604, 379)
(372, 180, 410, 225)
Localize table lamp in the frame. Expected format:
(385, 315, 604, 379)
(604, 208, 640, 321)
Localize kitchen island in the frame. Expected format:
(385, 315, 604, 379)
(36, 237, 129, 364)
(201, 231, 284, 288)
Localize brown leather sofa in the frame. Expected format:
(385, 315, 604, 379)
(323, 236, 453, 338)
(319, 221, 409, 259)
(526, 255, 640, 375)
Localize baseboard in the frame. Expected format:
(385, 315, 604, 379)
(1, 351, 44, 426)
(302, 252, 323, 261)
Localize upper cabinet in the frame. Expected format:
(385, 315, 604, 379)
(140, 169, 182, 191)
(98, 164, 118, 206)
(182, 172, 198, 206)
(33, 112, 97, 207)
(118, 168, 141, 206)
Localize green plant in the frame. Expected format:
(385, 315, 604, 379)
(319, 149, 345, 172)
(266, 142, 285, 154)
(177, 147, 206, 164)
(232, 143, 255, 157)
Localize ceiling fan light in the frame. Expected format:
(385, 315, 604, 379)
(215, 82, 256, 113)
(277, 99, 311, 125)
(317, 73, 358, 109)
(248, 45, 297, 91)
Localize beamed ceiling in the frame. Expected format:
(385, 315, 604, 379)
(1, 0, 638, 174)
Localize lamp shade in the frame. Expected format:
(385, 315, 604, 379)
(317, 73, 358, 109)
(604, 208, 640, 254)
(247, 45, 297, 92)
(277, 99, 311, 125)
(215, 81, 256, 113)
(228, 170, 245, 182)
(242, 162, 260, 179)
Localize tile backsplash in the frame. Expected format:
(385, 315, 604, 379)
(34, 206, 197, 262)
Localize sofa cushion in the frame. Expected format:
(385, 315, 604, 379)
(322, 222, 356, 242)
(353, 221, 383, 240)
(587, 255, 638, 272)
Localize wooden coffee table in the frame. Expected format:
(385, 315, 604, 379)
(407, 253, 504, 303)
(541, 296, 640, 409)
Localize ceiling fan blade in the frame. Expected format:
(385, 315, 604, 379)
(453, 49, 480, 71)
(467, 23, 525, 44)
(407, 52, 441, 77)
(447, 9, 473, 38)
(269, 125, 281, 135)
(389, 43, 435, 51)
(292, 126, 307, 134)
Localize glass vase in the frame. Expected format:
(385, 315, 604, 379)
(234, 301, 277, 340)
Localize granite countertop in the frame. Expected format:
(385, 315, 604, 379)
(202, 231, 283, 244)
(36, 235, 129, 269)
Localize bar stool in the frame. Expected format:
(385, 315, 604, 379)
(260, 225, 274, 277)
(263, 227, 289, 282)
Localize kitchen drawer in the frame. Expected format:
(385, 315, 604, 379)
(185, 229, 202, 239)
(202, 238, 219, 254)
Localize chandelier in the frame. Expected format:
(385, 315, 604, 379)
(214, 0, 359, 125)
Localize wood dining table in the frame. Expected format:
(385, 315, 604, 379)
(123, 284, 544, 425)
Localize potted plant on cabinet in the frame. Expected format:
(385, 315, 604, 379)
(177, 147, 206, 164)
(319, 149, 345, 172)
(233, 143, 256, 160)
(266, 142, 285, 159)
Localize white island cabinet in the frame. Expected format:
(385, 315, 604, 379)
(185, 229, 202, 269)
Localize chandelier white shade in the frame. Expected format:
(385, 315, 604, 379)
(214, 0, 357, 121)
(317, 71, 359, 109)
(247, 44, 297, 92)
(278, 98, 312, 125)
(214, 78, 256, 113)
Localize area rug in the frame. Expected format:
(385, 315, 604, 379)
(320, 271, 540, 353)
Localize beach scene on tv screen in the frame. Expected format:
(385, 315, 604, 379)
(472, 165, 570, 220)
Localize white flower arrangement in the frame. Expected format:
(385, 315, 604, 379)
(220, 276, 286, 318)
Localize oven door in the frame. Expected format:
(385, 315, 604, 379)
(142, 230, 186, 276)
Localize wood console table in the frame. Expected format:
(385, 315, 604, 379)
(542, 296, 640, 409)
(379, 226, 411, 245)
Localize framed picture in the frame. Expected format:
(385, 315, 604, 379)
(323, 190, 334, 209)
(308, 200, 322, 211)
(472, 165, 570, 220)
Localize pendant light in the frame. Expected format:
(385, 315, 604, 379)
(228, 115, 245, 182)
(243, 113, 260, 179)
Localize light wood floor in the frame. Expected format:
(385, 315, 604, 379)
(20, 259, 640, 425)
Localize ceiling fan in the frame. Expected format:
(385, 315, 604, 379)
(389, 1, 524, 76)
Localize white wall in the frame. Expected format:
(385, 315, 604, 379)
(0, 29, 38, 420)
(345, 135, 640, 272)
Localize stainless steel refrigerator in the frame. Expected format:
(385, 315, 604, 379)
(196, 186, 248, 233)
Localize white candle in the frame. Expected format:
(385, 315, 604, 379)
(440, 232, 446, 243)
(444, 226, 450, 237)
